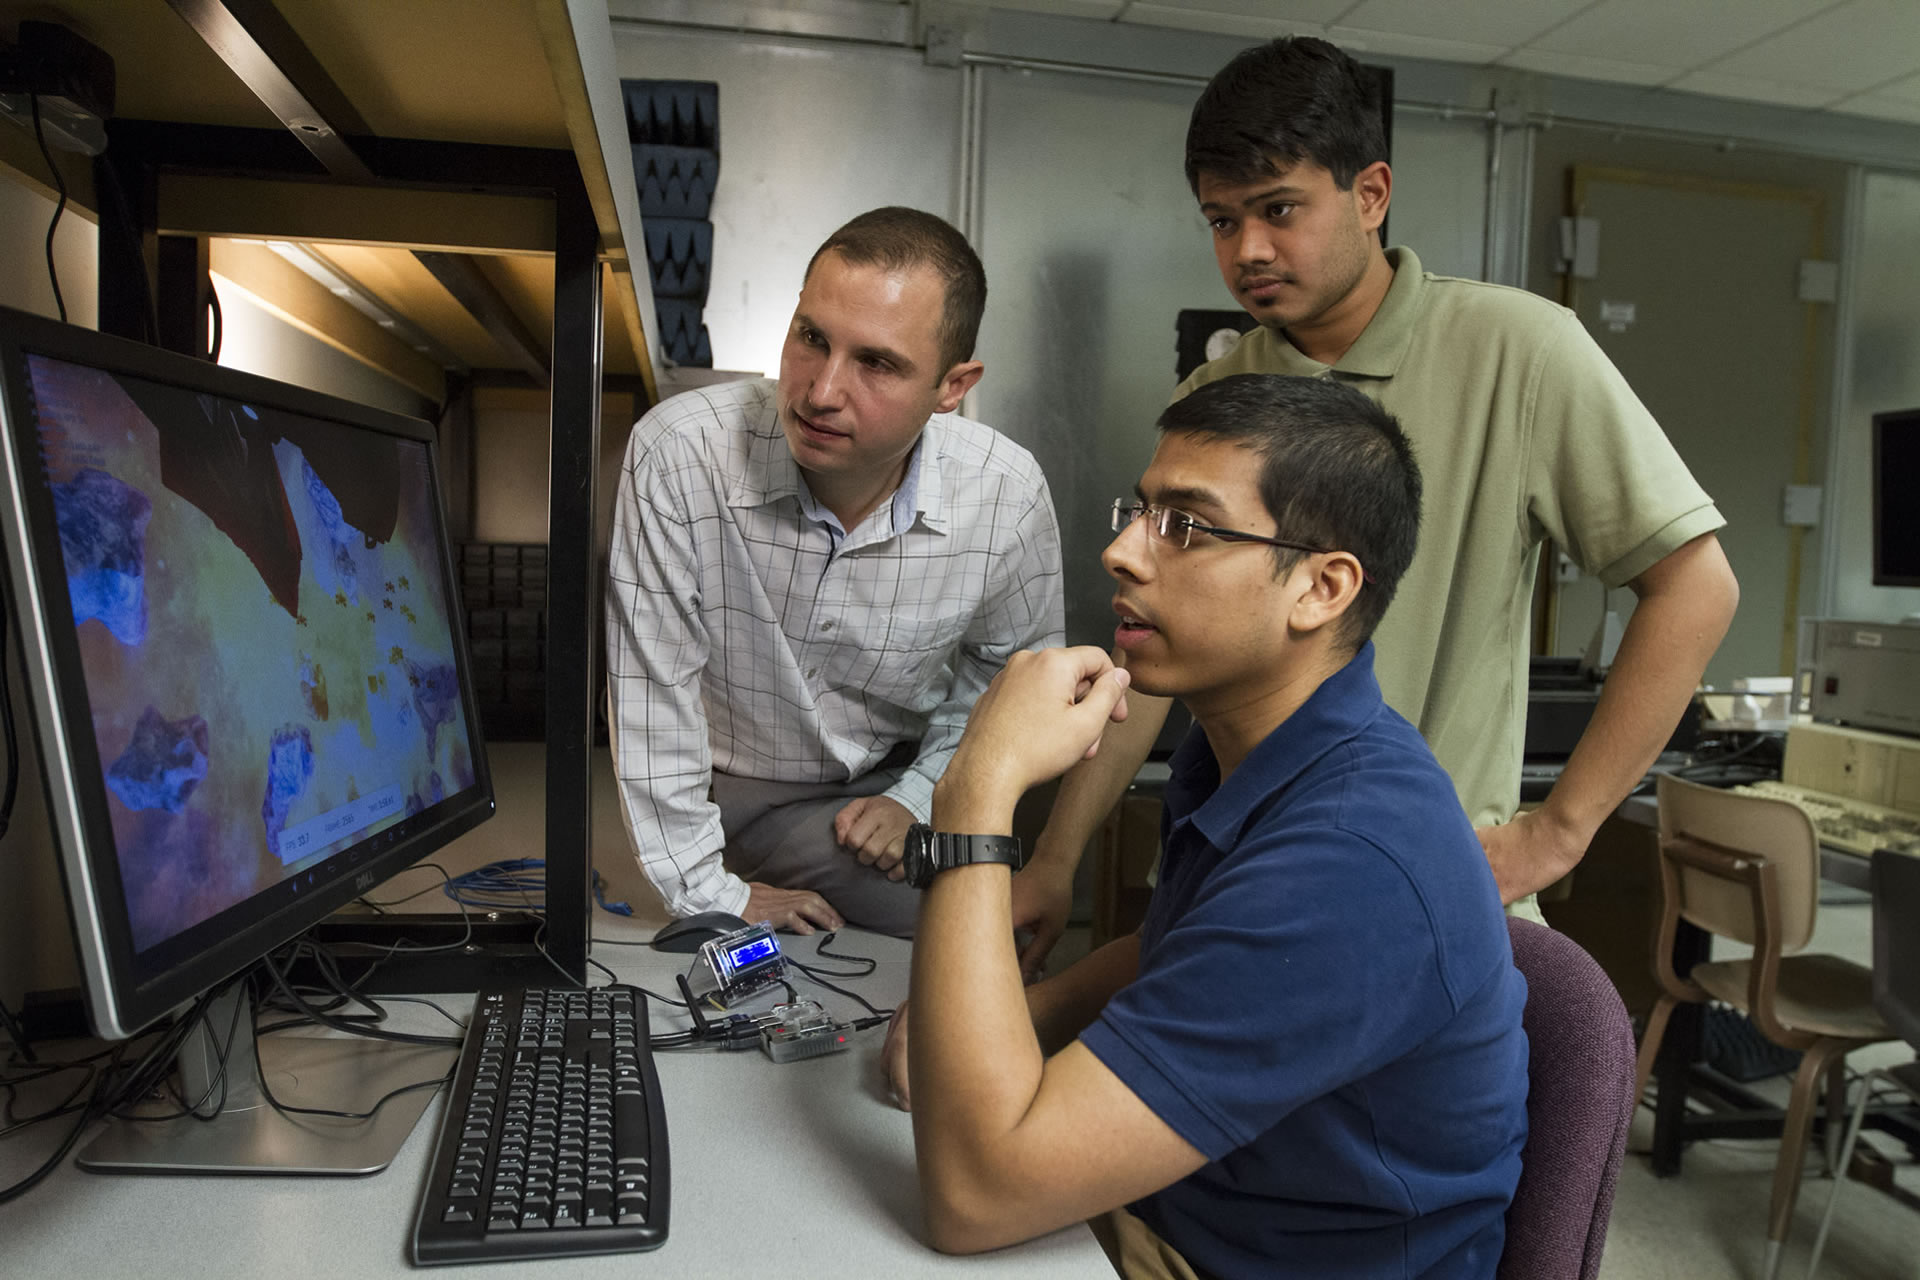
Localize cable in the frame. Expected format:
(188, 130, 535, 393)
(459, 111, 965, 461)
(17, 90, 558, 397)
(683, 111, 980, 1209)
(257, 953, 462, 1048)
(806, 930, 878, 977)
(28, 94, 67, 324)
(443, 857, 546, 910)
(248, 984, 453, 1123)
(787, 958, 890, 1019)
(0, 994, 33, 1065)
(207, 283, 223, 362)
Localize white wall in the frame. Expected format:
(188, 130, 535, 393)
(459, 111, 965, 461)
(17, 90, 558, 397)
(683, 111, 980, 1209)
(0, 168, 97, 328)
(212, 281, 428, 420)
(1826, 170, 1920, 623)
(618, 28, 963, 378)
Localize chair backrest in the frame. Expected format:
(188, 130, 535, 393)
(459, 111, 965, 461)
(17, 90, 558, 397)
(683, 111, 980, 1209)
(1871, 849, 1920, 1049)
(1655, 774, 1821, 953)
(1499, 917, 1637, 1280)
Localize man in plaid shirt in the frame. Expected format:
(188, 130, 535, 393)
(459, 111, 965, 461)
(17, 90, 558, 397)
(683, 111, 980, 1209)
(606, 208, 1064, 936)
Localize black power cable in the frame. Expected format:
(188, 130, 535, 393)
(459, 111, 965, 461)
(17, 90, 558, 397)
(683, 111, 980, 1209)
(27, 93, 67, 324)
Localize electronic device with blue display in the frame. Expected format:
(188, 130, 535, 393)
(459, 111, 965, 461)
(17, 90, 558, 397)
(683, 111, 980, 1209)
(685, 920, 788, 1009)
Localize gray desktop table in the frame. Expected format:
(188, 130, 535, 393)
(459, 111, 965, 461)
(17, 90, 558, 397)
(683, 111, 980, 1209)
(0, 924, 1112, 1279)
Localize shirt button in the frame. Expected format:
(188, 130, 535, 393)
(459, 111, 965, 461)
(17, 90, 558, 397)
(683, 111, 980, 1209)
(819, 620, 834, 632)
(806, 669, 818, 679)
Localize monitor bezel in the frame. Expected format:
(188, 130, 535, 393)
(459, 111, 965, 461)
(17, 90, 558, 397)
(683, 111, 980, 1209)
(1872, 407, 1920, 590)
(0, 305, 494, 1040)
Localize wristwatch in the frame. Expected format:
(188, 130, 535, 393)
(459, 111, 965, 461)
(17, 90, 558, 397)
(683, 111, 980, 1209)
(901, 824, 1026, 889)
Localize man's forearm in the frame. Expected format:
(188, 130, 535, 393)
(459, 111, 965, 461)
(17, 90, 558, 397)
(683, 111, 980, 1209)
(1028, 684, 1171, 874)
(1545, 535, 1738, 844)
(911, 780, 1047, 1199)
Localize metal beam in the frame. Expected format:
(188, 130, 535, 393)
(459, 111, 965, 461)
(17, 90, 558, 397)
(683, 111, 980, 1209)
(414, 250, 550, 386)
(94, 140, 157, 343)
(156, 234, 213, 359)
(542, 166, 603, 985)
(159, 176, 557, 255)
(165, 0, 374, 181)
(535, 0, 660, 404)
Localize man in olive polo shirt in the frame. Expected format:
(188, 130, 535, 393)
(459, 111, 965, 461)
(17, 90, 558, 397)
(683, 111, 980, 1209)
(1010, 35, 1739, 961)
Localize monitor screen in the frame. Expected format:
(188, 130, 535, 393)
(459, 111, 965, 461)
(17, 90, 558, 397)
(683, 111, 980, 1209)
(0, 306, 493, 1041)
(1874, 408, 1920, 589)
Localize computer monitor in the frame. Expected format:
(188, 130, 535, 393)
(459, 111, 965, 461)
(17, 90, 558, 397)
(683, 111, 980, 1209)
(0, 305, 493, 1171)
(1872, 407, 1920, 589)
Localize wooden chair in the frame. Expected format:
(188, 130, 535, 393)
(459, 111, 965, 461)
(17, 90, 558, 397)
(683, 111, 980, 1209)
(1631, 775, 1893, 1280)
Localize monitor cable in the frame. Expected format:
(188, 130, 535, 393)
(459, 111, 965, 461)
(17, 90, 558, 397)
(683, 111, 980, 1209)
(0, 990, 214, 1205)
(0, 993, 34, 1064)
(27, 93, 67, 324)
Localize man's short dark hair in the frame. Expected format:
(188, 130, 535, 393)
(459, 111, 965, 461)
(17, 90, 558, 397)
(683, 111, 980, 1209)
(1184, 36, 1387, 194)
(1157, 374, 1420, 650)
(804, 207, 987, 374)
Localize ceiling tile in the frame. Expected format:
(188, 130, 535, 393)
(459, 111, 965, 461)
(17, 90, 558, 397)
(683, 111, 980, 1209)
(1526, 0, 1842, 71)
(1825, 92, 1920, 124)
(1120, 3, 1317, 39)
(1119, 0, 1353, 19)
(1861, 69, 1920, 103)
(1334, 0, 1591, 49)
(1704, 0, 1920, 93)
(1666, 69, 1848, 110)
(1497, 47, 1673, 88)
(1324, 25, 1508, 65)
(995, 0, 1129, 19)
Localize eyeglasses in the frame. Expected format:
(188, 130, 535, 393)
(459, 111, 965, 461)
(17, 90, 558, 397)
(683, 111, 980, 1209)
(1110, 499, 1373, 583)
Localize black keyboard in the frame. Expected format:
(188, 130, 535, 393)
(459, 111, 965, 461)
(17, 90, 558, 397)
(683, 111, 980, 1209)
(410, 985, 670, 1265)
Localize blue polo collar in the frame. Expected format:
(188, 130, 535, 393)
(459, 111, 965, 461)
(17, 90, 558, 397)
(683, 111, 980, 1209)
(1165, 642, 1386, 853)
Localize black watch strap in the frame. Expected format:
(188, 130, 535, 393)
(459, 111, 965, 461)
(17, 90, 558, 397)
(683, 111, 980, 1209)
(906, 825, 1025, 888)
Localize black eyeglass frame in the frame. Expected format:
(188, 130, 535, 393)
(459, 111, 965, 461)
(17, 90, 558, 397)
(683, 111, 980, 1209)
(1110, 499, 1375, 584)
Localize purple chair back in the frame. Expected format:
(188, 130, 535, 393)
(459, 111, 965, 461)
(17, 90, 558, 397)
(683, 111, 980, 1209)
(1498, 917, 1637, 1280)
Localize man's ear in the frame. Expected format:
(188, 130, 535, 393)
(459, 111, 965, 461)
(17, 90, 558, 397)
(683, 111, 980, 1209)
(1287, 551, 1366, 638)
(1352, 161, 1392, 235)
(933, 360, 985, 414)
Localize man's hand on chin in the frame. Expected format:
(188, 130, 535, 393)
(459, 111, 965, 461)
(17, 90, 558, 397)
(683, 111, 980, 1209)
(938, 648, 1132, 823)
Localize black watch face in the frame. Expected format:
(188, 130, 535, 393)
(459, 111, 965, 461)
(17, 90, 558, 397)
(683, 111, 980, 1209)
(903, 825, 934, 889)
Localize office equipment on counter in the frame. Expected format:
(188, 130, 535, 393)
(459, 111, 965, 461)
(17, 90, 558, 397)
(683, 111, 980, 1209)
(410, 985, 669, 1265)
(0, 305, 494, 1173)
(1524, 658, 1704, 766)
(1780, 720, 1920, 812)
(1731, 781, 1920, 857)
(1795, 617, 1920, 737)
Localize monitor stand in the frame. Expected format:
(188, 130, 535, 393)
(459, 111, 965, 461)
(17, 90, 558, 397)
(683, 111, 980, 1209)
(77, 983, 457, 1175)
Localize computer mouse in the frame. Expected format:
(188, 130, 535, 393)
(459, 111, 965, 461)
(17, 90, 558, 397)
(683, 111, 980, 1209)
(649, 910, 752, 953)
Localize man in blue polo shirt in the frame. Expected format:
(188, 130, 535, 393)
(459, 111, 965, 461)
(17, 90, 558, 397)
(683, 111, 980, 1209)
(884, 373, 1528, 1278)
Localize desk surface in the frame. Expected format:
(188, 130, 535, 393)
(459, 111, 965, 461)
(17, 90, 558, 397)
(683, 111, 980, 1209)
(0, 924, 1111, 1279)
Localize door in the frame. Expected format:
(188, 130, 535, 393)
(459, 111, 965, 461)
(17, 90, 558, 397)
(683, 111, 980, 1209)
(1557, 166, 1827, 684)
